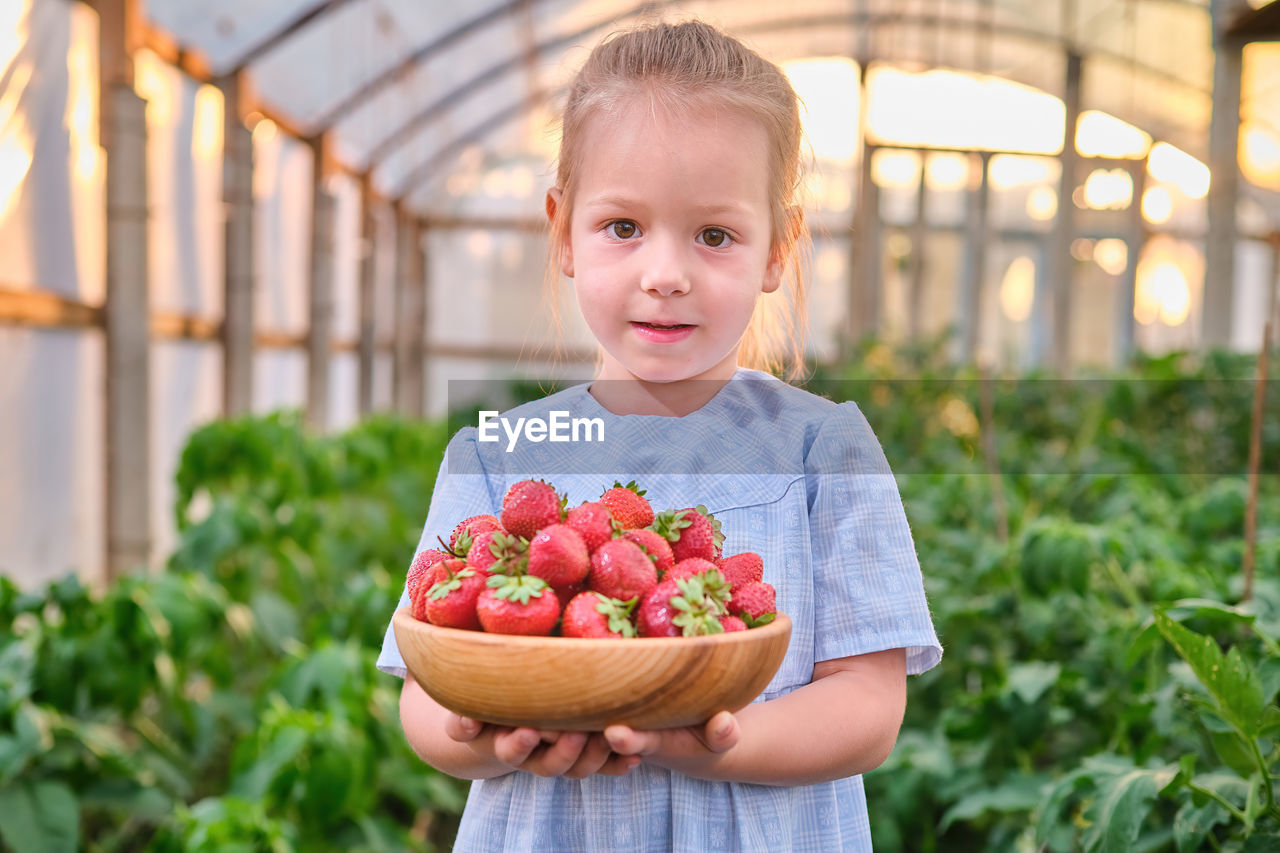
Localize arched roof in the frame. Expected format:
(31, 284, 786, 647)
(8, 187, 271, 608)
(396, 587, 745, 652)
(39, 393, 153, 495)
(140, 0, 1250, 213)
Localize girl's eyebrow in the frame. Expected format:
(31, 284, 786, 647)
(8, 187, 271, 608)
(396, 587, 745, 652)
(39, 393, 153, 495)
(580, 195, 756, 217)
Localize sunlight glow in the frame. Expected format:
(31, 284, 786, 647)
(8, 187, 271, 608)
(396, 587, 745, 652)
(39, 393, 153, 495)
(783, 58, 861, 164)
(192, 85, 223, 161)
(67, 38, 100, 181)
(1135, 261, 1191, 326)
(133, 50, 174, 127)
(1093, 239, 1129, 276)
(1148, 143, 1210, 199)
(1082, 168, 1133, 210)
(1141, 187, 1173, 224)
(1000, 256, 1036, 323)
(925, 152, 969, 191)
(866, 67, 1064, 155)
(1075, 111, 1151, 159)
(0, 137, 32, 219)
(870, 148, 921, 189)
(1026, 187, 1058, 221)
(1241, 124, 1280, 189)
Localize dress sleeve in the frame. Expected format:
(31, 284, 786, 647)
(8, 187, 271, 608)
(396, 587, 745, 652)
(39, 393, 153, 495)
(376, 427, 499, 678)
(805, 402, 942, 675)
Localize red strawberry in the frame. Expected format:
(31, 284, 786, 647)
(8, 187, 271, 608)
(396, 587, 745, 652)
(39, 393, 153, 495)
(422, 561, 490, 630)
(665, 559, 731, 612)
(561, 591, 638, 638)
(466, 530, 527, 573)
(448, 514, 502, 553)
(716, 552, 764, 590)
(554, 580, 588, 611)
(526, 524, 590, 588)
(636, 574, 725, 637)
(565, 502, 618, 552)
(729, 581, 777, 627)
(406, 548, 452, 601)
(666, 557, 720, 583)
(476, 575, 561, 636)
(652, 506, 724, 563)
(719, 614, 748, 632)
(622, 528, 675, 577)
(588, 539, 658, 602)
(501, 480, 564, 539)
(599, 481, 654, 530)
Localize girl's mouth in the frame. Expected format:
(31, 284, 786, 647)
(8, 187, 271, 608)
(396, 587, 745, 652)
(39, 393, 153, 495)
(631, 321, 695, 343)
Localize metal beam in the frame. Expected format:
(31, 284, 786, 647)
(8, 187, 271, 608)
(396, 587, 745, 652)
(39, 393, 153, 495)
(390, 8, 1213, 202)
(229, 0, 357, 73)
(1049, 51, 1083, 374)
(1204, 0, 1245, 348)
(309, 0, 557, 133)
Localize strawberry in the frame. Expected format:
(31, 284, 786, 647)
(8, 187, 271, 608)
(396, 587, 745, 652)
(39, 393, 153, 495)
(652, 505, 724, 563)
(476, 574, 561, 636)
(422, 560, 490, 630)
(565, 501, 619, 552)
(526, 524, 590, 588)
(716, 551, 764, 590)
(636, 574, 725, 637)
(501, 480, 564, 539)
(719, 614, 748, 632)
(622, 528, 675, 577)
(665, 559, 730, 612)
(466, 530, 527, 573)
(406, 548, 452, 601)
(554, 580, 588, 611)
(599, 481, 654, 530)
(448, 514, 502, 554)
(561, 591, 638, 638)
(729, 581, 777, 627)
(588, 539, 658, 603)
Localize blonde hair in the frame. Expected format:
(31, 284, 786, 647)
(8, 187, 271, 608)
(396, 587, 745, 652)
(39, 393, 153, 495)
(543, 19, 810, 380)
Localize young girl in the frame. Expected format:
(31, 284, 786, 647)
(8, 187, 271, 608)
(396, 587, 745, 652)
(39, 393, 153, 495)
(377, 20, 942, 851)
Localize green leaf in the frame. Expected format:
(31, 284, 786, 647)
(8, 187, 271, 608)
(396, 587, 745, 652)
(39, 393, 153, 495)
(939, 775, 1046, 831)
(1173, 798, 1229, 853)
(1154, 609, 1264, 738)
(0, 781, 80, 853)
(229, 726, 308, 800)
(1006, 661, 1061, 704)
(1080, 766, 1176, 853)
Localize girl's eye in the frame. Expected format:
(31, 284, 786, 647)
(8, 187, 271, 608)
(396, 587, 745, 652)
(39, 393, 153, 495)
(607, 221, 637, 239)
(700, 228, 731, 248)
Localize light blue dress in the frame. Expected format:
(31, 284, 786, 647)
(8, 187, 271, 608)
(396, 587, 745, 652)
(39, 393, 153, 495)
(377, 368, 943, 851)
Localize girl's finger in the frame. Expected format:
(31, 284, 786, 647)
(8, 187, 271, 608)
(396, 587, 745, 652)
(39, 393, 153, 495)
(602, 724, 660, 756)
(444, 714, 484, 743)
(700, 711, 740, 753)
(492, 727, 542, 766)
(522, 731, 588, 777)
(562, 733, 614, 779)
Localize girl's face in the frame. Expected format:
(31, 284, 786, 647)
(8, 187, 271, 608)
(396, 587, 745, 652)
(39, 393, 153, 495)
(549, 102, 783, 390)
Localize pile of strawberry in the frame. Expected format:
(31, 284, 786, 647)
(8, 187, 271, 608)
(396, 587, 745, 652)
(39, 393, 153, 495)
(404, 479, 778, 638)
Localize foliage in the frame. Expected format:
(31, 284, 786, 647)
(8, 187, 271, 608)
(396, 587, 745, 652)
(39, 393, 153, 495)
(2, 343, 1277, 851)
(806, 340, 1280, 852)
(0, 413, 464, 852)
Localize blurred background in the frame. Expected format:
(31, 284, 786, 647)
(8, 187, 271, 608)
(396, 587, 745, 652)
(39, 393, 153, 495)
(0, 2, 1278, 851)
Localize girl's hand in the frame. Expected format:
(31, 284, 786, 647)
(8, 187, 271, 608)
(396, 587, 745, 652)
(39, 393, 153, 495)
(444, 713, 640, 779)
(601, 710, 741, 770)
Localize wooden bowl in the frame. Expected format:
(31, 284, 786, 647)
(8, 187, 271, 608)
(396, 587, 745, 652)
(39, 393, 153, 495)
(392, 607, 792, 731)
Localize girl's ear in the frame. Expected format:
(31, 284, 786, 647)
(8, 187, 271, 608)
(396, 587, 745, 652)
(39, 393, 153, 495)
(545, 188, 574, 278)
(763, 205, 804, 294)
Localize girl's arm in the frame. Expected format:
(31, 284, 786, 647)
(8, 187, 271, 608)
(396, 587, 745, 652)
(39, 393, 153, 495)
(399, 673, 642, 780)
(603, 647, 907, 786)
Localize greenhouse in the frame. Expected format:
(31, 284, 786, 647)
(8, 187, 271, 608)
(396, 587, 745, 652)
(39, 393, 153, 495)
(0, 0, 1278, 850)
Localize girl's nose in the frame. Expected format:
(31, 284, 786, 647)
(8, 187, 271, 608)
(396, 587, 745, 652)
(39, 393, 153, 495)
(640, 236, 691, 297)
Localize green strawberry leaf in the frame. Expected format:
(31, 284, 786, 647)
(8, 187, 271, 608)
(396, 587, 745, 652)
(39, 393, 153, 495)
(742, 611, 775, 628)
(1154, 608, 1264, 738)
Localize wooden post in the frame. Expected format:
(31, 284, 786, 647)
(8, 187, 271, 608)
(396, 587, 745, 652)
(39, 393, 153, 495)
(1049, 51, 1082, 374)
(1204, 0, 1245, 349)
(393, 206, 425, 417)
(219, 72, 255, 416)
(958, 151, 991, 363)
(1115, 156, 1148, 366)
(306, 135, 334, 430)
(100, 0, 151, 580)
(908, 159, 928, 342)
(847, 63, 880, 351)
(358, 173, 377, 417)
